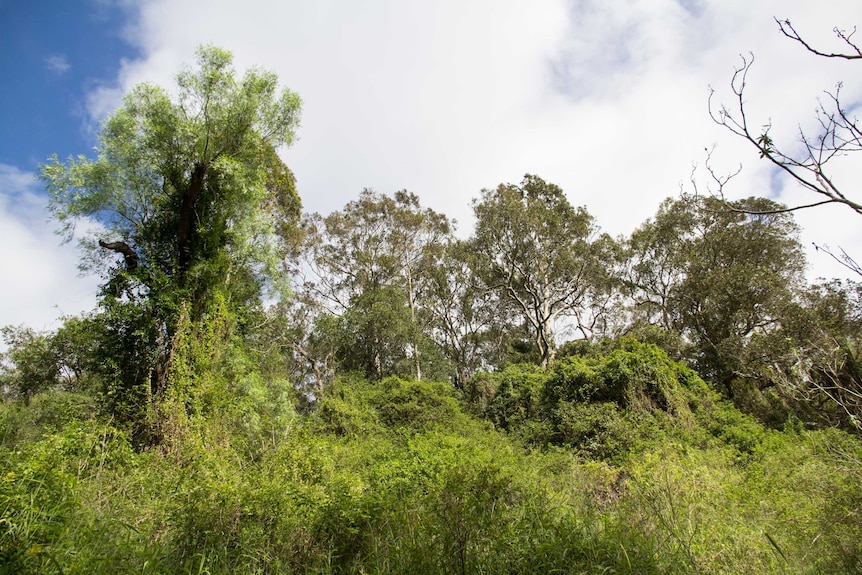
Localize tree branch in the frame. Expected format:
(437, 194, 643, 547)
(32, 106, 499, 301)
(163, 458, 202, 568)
(98, 239, 139, 271)
(777, 18, 862, 60)
(708, 48, 862, 217)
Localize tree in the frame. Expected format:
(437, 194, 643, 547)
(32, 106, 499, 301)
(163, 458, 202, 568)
(39, 47, 302, 424)
(424, 239, 516, 387)
(764, 279, 862, 432)
(624, 195, 806, 396)
(0, 326, 60, 405)
(298, 189, 453, 382)
(710, 18, 862, 218)
(469, 175, 613, 367)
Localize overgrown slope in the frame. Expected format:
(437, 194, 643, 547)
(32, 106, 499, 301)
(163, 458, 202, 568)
(2, 341, 860, 574)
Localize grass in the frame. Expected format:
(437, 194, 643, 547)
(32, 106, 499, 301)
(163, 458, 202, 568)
(1, 365, 860, 574)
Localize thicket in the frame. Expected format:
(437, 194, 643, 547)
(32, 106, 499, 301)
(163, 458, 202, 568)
(2, 342, 861, 573)
(3, 45, 862, 573)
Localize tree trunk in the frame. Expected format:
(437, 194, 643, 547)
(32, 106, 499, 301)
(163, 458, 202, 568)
(176, 163, 207, 282)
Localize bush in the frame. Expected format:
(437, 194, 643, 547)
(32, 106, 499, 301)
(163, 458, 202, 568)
(482, 363, 547, 431)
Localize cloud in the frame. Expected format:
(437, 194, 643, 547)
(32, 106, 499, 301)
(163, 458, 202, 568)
(0, 165, 99, 332)
(44, 54, 71, 75)
(84, 0, 862, 282)
(85, 82, 126, 126)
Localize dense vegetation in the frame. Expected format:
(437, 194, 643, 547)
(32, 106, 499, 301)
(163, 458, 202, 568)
(2, 46, 861, 574)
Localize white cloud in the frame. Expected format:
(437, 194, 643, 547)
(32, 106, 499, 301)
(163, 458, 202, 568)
(0, 165, 99, 332)
(44, 54, 71, 75)
(85, 0, 862, 282)
(85, 82, 126, 126)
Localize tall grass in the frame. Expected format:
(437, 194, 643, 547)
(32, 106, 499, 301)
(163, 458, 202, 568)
(1, 370, 860, 574)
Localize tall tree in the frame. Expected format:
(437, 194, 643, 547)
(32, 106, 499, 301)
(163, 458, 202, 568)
(299, 189, 453, 381)
(39, 47, 302, 422)
(624, 195, 806, 394)
(424, 239, 517, 387)
(624, 197, 695, 332)
(469, 174, 611, 367)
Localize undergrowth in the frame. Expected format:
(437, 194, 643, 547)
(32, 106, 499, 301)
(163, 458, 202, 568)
(1, 342, 860, 574)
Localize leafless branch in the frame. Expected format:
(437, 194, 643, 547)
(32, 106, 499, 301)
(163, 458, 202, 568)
(708, 47, 862, 217)
(777, 18, 862, 60)
(814, 243, 862, 277)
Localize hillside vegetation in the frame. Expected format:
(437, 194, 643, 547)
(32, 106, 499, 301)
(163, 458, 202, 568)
(2, 47, 862, 574)
(3, 339, 861, 574)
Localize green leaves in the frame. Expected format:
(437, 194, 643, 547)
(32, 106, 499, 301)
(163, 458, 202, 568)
(298, 189, 454, 383)
(470, 174, 613, 366)
(41, 45, 302, 301)
(0, 326, 60, 404)
(624, 195, 805, 394)
(38, 47, 303, 437)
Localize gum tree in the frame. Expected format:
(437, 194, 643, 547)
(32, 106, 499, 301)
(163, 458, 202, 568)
(469, 175, 612, 367)
(299, 189, 453, 382)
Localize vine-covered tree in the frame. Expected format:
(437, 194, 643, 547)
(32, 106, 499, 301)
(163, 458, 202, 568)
(763, 279, 862, 431)
(39, 47, 302, 425)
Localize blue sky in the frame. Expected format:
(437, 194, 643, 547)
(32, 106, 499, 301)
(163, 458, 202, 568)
(0, 1, 138, 169)
(0, 0, 140, 332)
(2, 0, 862, 333)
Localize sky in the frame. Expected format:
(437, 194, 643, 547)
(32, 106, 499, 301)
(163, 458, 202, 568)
(1, 0, 862, 333)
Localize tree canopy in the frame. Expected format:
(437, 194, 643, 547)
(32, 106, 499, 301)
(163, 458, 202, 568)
(42, 46, 301, 304)
(3, 36, 862, 575)
(469, 174, 615, 367)
(38, 46, 302, 431)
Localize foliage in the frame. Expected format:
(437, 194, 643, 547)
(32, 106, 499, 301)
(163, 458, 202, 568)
(624, 195, 805, 406)
(38, 46, 302, 436)
(0, 326, 62, 404)
(480, 340, 713, 458)
(424, 239, 514, 387)
(298, 189, 454, 383)
(758, 279, 862, 431)
(469, 174, 618, 367)
(7, 39, 862, 575)
(1, 353, 862, 574)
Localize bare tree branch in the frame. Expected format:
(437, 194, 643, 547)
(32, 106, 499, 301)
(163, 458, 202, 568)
(709, 41, 862, 216)
(814, 243, 862, 277)
(777, 18, 862, 60)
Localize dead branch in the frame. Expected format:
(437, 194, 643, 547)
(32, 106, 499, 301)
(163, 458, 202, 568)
(776, 18, 862, 60)
(708, 50, 862, 216)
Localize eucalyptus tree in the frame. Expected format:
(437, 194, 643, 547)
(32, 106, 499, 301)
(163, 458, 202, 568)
(624, 198, 696, 331)
(469, 174, 612, 367)
(625, 195, 806, 395)
(300, 189, 453, 381)
(424, 239, 518, 386)
(40, 47, 302, 421)
(685, 201, 803, 391)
